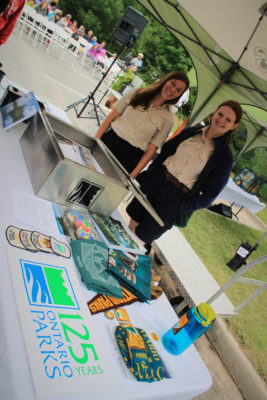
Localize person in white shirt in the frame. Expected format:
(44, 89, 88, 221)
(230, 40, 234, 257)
(130, 53, 144, 70)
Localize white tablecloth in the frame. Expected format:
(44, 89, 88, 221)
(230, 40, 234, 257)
(0, 119, 212, 399)
(219, 178, 265, 214)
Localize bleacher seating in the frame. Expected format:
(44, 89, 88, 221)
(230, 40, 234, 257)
(13, 5, 114, 77)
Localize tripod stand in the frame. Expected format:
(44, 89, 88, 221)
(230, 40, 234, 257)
(96, 61, 125, 108)
(65, 44, 126, 125)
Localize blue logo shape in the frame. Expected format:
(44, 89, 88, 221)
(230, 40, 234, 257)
(20, 260, 80, 310)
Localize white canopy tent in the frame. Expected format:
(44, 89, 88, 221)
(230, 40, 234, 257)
(138, 0, 267, 151)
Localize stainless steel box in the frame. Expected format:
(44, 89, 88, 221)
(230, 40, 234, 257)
(20, 111, 129, 216)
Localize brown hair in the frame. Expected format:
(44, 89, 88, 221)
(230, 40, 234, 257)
(129, 71, 189, 110)
(216, 100, 243, 143)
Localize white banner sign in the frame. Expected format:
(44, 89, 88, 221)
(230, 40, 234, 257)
(7, 247, 117, 398)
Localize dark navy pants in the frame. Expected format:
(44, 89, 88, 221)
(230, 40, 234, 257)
(126, 166, 187, 244)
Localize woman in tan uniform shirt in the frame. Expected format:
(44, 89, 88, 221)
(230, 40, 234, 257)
(95, 71, 189, 179)
(126, 100, 243, 247)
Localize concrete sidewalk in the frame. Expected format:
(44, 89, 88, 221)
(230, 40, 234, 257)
(1, 33, 266, 400)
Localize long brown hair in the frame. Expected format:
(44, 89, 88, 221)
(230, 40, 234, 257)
(216, 100, 243, 143)
(129, 71, 189, 110)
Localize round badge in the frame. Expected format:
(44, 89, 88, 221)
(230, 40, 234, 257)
(104, 311, 115, 320)
(151, 332, 159, 341)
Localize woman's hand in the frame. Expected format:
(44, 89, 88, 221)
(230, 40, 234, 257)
(95, 109, 121, 139)
(130, 142, 158, 180)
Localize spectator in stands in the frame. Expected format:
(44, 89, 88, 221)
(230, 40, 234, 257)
(126, 100, 243, 248)
(78, 25, 85, 38)
(54, 9, 62, 23)
(69, 28, 79, 41)
(87, 43, 101, 67)
(0, 0, 26, 46)
(94, 41, 107, 68)
(70, 25, 84, 39)
(69, 20, 78, 33)
(130, 53, 144, 70)
(98, 41, 106, 57)
(95, 71, 189, 180)
(47, 5, 57, 21)
(34, 0, 49, 16)
(84, 29, 93, 42)
(58, 13, 71, 27)
(123, 51, 133, 67)
(90, 35, 97, 45)
(68, 25, 84, 51)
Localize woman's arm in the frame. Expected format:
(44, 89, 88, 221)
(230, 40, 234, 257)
(95, 109, 121, 139)
(130, 142, 158, 179)
(0, 1, 26, 45)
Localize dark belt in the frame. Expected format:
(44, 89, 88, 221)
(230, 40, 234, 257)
(163, 166, 190, 194)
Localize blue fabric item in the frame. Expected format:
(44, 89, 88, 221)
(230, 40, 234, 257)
(108, 250, 152, 302)
(70, 239, 123, 298)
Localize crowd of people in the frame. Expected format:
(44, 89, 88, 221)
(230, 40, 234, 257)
(1, 0, 146, 73)
(27, 1, 143, 70)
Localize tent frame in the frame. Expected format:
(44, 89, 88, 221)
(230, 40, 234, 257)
(137, 0, 267, 125)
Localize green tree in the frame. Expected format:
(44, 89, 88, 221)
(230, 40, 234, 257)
(58, 0, 193, 84)
(58, 0, 125, 44)
(229, 121, 247, 158)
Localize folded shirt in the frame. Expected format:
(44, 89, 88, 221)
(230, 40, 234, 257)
(115, 325, 165, 382)
(108, 249, 152, 302)
(70, 239, 123, 298)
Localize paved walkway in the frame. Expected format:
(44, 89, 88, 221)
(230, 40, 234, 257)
(1, 33, 266, 399)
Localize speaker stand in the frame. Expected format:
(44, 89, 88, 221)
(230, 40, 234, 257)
(96, 62, 124, 108)
(65, 44, 126, 124)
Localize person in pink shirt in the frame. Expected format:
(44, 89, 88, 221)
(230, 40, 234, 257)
(88, 42, 106, 60)
(0, 0, 26, 46)
(98, 41, 106, 57)
(87, 43, 100, 67)
(97, 41, 107, 68)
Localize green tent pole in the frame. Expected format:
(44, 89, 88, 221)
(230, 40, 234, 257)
(234, 127, 265, 162)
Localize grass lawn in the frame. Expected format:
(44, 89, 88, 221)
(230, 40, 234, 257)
(180, 206, 267, 382)
(256, 206, 267, 226)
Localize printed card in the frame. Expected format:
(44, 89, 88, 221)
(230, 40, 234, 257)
(7, 248, 117, 398)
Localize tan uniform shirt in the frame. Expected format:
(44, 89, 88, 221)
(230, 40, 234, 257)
(164, 132, 215, 189)
(111, 89, 174, 151)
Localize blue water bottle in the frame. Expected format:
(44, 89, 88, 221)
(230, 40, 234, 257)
(162, 303, 216, 355)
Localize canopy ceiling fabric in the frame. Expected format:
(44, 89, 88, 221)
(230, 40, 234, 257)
(138, 0, 267, 131)
(237, 107, 267, 159)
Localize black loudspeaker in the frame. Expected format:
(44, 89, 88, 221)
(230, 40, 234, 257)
(208, 203, 232, 219)
(112, 7, 148, 48)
